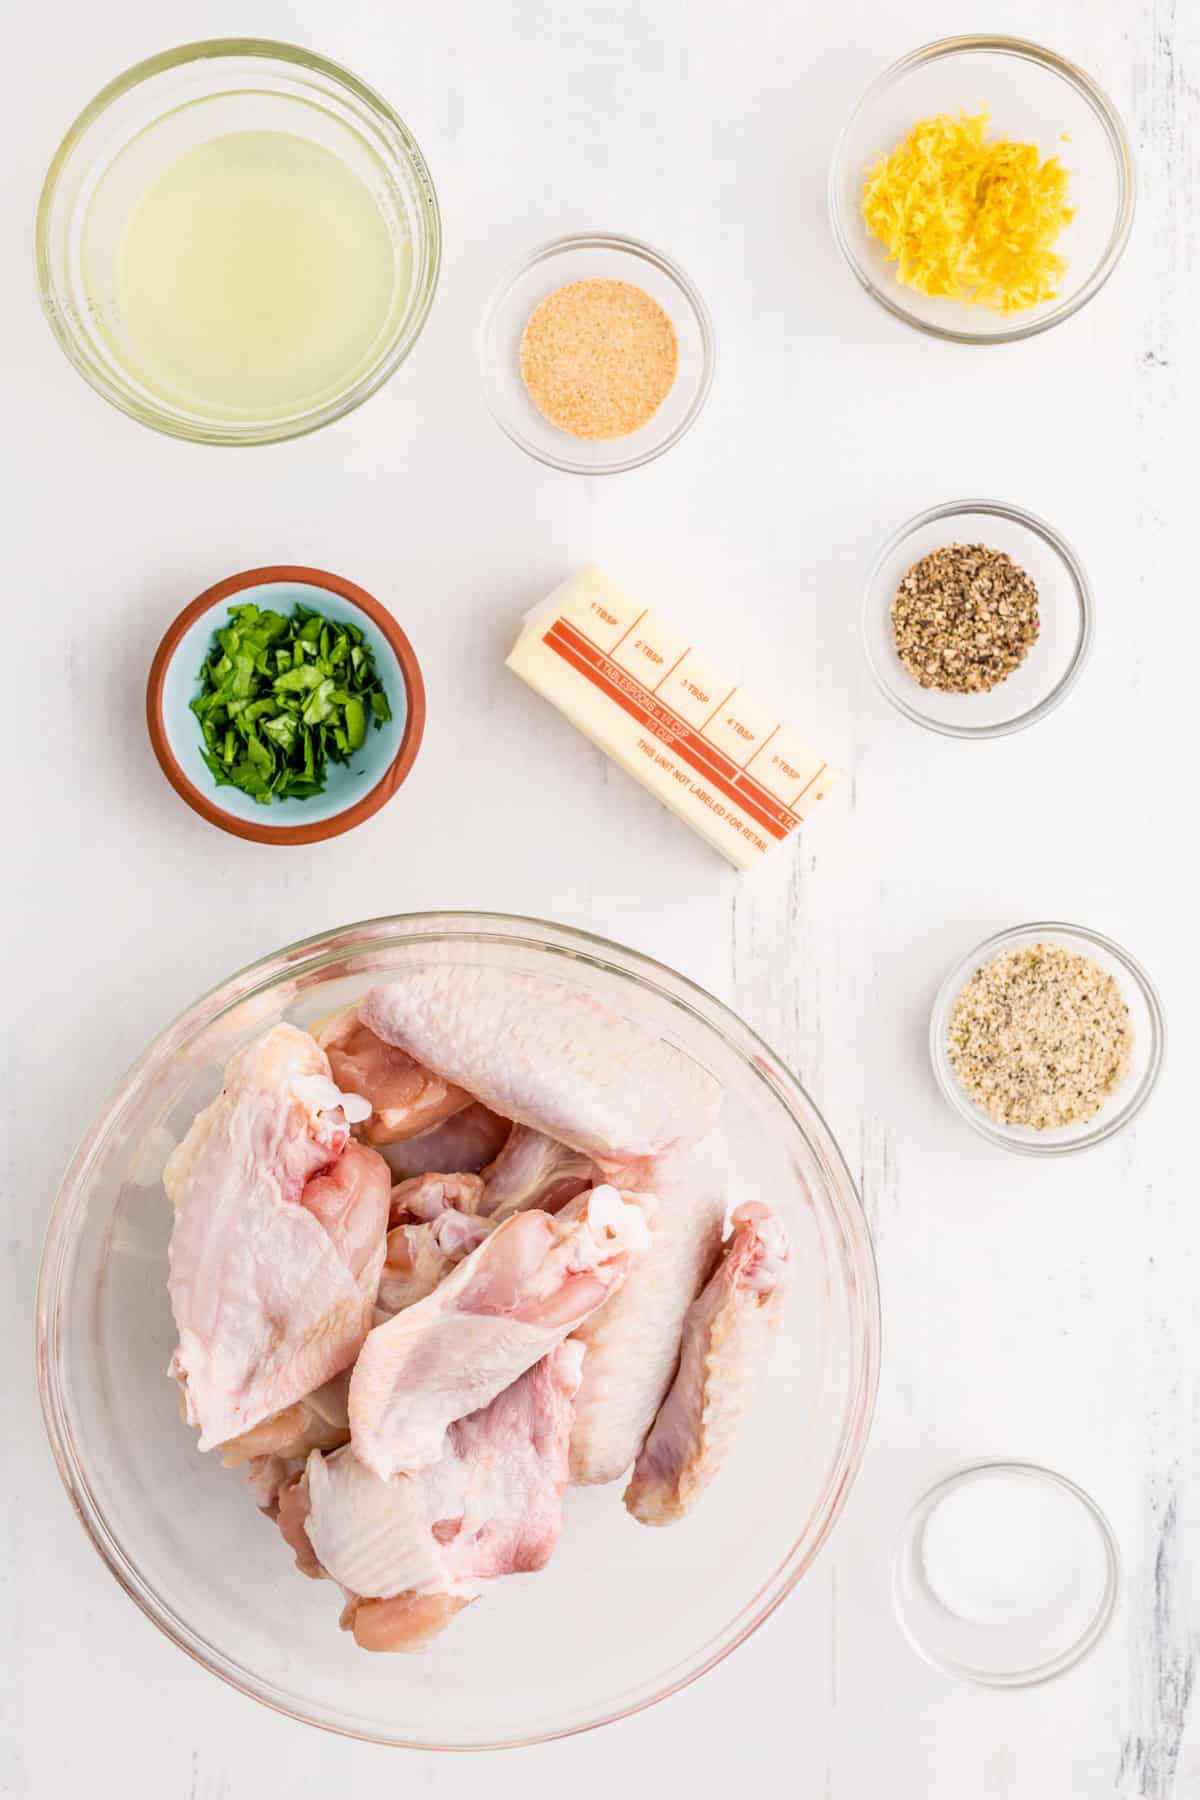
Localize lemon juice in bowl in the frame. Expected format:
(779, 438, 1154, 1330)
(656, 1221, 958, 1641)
(38, 43, 440, 442)
(84, 125, 409, 424)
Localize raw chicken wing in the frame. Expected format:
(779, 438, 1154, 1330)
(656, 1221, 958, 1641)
(380, 1103, 512, 1181)
(300, 1142, 393, 1285)
(341, 1590, 471, 1652)
(376, 1172, 495, 1318)
(165, 1026, 389, 1451)
(625, 1204, 790, 1525)
(569, 1141, 726, 1485)
(317, 1007, 473, 1146)
(480, 1124, 596, 1219)
(350, 1185, 650, 1480)
(390, 1171, 486, 1223)
(161, 974, 795, 1655)
(220, 1370, 352, 1466)
(245, 1453, 305, 1513)
(376, 1212, 493, 1317)
(277, 1469, 323, 1578)
(294, 1344, 584, 1651)
(361, 967, 720, 1161)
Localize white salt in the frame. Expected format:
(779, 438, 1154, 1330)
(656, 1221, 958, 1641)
(920, 1471, 1103, 1628)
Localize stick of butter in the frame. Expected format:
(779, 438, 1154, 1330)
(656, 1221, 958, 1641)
(506, 567, 837, 870)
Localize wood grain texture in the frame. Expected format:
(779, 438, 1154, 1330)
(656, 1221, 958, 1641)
(3, 0, 1197, 1795)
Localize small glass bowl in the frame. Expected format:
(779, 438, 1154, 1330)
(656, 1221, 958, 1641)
(829, 36, 1135, 344)
(36, 40, 441, 445)
(930, 922, 1166, 1156)
(863, 499, 1092, 738)
(893, 1462, 1120, 1686)
(479, 232, 715, 474)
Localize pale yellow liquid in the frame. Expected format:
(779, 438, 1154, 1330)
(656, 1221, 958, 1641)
(104, 130, 407, 421)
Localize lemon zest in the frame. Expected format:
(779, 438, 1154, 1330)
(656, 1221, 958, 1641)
(861, 110, 1075, 314)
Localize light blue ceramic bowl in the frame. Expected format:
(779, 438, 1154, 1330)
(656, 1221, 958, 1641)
(147, 566, 425, 843)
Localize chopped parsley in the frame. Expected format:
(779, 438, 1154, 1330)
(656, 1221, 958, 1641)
(191, 602, 392, 806)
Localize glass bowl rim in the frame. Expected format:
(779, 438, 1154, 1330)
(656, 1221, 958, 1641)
(861, 497, 1094, 739)
(827, 33, 1136, 346)
(477, 230, 716, 475)
(929, 919, 1166, 1156)
(891, 1458, 1121, 1686)
(36, 908, 880, 1748)
(34, 36, 443, 447)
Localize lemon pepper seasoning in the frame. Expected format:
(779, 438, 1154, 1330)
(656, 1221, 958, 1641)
(948, 944, 1133, 1129)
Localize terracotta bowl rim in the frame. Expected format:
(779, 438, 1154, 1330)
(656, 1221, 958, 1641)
(145, 564, 426, 846)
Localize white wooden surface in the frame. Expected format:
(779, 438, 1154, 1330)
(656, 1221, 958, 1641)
(4, 1, 1197, 1794)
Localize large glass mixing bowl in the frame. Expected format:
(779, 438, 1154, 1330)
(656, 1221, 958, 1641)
(36, 914, 879, 1747)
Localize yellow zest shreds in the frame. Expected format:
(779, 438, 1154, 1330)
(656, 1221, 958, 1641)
(861, 111, 1075, 314)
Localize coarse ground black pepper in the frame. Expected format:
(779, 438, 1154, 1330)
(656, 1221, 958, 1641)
(892, 542, 1040, 693)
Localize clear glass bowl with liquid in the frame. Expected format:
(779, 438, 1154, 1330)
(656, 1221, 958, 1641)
(36, 913, 879, 1747)
(36, 40, 441, 445)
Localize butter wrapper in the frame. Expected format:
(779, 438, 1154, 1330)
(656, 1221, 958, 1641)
(507, 567, 836, 870)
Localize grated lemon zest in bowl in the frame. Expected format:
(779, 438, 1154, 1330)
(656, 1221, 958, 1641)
(861, 110, 1075, 314)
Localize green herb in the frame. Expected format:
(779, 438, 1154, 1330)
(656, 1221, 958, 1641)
(191, 603, 392, 806)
